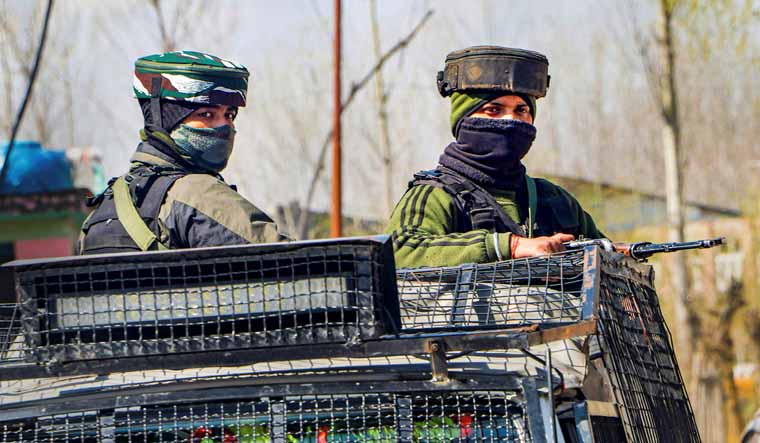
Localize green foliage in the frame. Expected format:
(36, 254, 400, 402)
(412, 416, 459, 442)
(363, 426, 396, 442)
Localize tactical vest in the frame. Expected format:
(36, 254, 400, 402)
(409, 168, 581, 238)
(79, 165, 185, 255)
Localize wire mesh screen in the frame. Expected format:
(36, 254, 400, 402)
(3, 238, 398, 366)
(0, 391, 532, 442)
(0, 301, 22, 363)
(396, 251, 586, 330)
(596, 251, 700, 443)
(589, 417, 628, 442)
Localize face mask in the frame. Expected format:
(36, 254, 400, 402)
(170, 124, 236, 172)
(439, 117, 537, 189)
(456, 117, 537, 167)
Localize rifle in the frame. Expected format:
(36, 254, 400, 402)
(564, 237, 725, 261)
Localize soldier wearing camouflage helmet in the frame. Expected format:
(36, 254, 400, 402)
(78, 51, 286, 254)
(385, 46, 604, 267)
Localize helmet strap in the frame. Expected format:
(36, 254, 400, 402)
(150, 77, 163, 129)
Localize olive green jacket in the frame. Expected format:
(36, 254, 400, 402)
(385, 177, 603, 268)
(78, 147, 286, 254)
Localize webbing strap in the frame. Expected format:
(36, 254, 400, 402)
(150, 77, 162, 128)
(112, 176, 168, 251)
(413, 168, 525, 236)
(526, 175, 537, 238)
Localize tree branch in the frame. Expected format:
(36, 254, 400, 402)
(295, 9, 434, 239)
(148, 0, 173, 52)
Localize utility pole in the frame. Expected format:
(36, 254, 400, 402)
(330, 0, 343, 237)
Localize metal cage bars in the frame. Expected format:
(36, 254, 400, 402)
(0, 241, 700, 442)
(1, 238, 399, 376)
(0, 369, 549, 443)
(594, 252, 700, 443)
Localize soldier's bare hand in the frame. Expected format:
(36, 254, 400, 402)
(511, 233, 575, 258)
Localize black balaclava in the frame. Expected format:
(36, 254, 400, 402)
(439, 117, 537, 190)
(139, 99, 198, 133)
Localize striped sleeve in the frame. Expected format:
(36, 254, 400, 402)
(384, 184, 510, 268)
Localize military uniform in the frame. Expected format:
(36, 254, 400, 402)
(385, 46, 603, 268)
(79, 51, 285, 255)
(386, 173, 603, 268)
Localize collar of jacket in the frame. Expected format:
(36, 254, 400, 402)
(130, 141, 223, 180)
(131, 141, 187, 169)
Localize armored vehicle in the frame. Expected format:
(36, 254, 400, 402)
(0, 236, 700, 442)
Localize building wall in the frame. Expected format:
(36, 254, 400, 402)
(544, 175, 737, 234)
(0, 213, 84, 262)
(13, 237, 73, 259)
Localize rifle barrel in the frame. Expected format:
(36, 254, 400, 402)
(630, 237, 724, 260)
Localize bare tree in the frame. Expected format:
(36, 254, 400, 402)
(659, 0, 695, 357)
(0, 0, 38, 139)
(293, 9, 434, 239)
(628, 0, 695, 366)
(368, 0, 394, 216)
(624, 2, 759, 439)
(147, 0, 202, 52)
(0, 1, 80, 147)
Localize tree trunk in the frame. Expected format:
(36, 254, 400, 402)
(662, 121, 692, 338)
(658, 0, 698, 364)
(149, 0, 176, 52)
(369, 0, 394, 216)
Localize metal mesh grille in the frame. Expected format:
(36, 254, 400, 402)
(597, 254, 701, 443)
(0, 301, 22, 363)
(7, 241, 396, 366)
(2, 412, 102, 443)
(0, 392, 531, 442)
(397, 251, 585, 330)
(590, 416, 627, 442)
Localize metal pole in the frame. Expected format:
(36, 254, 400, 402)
(330, 0, 343, 238)
(546, 347, 557, 443)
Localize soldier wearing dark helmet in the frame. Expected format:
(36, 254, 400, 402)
(386, 46, 604, 268)
(78, 51, 286, 255)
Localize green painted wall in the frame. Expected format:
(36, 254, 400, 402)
(0, 212, 85, 243)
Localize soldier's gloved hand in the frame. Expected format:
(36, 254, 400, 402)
(510, 233, 575, 258)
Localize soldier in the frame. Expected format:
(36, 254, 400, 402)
(386, 46, 604, 268)
(79, 51, 286, 255)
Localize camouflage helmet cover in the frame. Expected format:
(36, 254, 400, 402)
(437, 46, 550, 99)
(133, 51, 249, 107)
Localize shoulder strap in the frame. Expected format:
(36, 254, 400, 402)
(410, 168, 526, 236)
(112, 176, 168, 251)
(526, 175, 537, 238)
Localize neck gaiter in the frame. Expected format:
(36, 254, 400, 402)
(169, 124, 236, 172)
(439, 117, 536, 189)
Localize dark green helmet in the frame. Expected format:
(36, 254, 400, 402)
(133, 51, 249, 107)
(437, 46, 550, 99)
